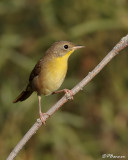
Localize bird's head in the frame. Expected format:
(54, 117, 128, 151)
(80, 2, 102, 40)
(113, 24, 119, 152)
(46, 41, 84, 58)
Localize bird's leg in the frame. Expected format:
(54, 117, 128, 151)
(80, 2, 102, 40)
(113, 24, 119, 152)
(52, 89, 74, 100)
(38, 95, 50, 125)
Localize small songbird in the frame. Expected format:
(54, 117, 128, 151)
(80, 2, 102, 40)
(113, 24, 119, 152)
(13, 41, 84, 124)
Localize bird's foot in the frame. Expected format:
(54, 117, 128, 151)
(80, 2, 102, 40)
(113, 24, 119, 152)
(39, 112, 50, 125)
(53, 89, 73, 100)
(63, 89, 74, 100)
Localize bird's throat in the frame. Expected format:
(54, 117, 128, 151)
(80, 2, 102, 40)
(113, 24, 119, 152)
(56, 49, 74, 61)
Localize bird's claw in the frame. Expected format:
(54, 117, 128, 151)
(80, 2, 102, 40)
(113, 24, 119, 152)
(39, 112, 50, 125)
(52, 89, 73, 100)
(64, 89, 74, 100)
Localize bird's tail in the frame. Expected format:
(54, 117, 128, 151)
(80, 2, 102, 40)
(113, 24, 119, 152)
(13, 84, 33, 103)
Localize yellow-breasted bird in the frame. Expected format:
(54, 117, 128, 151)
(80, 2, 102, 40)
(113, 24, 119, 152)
(13, 41, 84, 124)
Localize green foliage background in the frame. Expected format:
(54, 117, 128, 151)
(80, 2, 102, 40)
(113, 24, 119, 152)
(0, 0, 128, 159)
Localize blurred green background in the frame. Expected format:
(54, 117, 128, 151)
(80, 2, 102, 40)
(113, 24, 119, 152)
(0, 0, 128, 159)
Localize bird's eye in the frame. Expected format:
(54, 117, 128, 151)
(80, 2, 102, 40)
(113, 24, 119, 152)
(64, 45, 68, 49)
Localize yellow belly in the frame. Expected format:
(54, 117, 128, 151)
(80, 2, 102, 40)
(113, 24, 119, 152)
(32, 50, 73, 95)
(42, 59, 67, 95)
(40, 54, 71, 95)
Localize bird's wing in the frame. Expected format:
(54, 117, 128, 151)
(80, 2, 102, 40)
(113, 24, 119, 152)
(29, 60, 42, 82)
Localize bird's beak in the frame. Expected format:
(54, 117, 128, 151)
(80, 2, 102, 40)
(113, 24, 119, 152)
(72, 45, 85, 50)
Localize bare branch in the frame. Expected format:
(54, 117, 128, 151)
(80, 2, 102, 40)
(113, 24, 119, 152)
(7, 34, 128, 160)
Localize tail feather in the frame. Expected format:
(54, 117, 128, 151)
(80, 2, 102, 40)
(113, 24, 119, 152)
(13, 85, 33, 103)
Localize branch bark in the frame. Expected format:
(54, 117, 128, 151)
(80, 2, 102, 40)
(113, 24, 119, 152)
(7, 34, 128, 160)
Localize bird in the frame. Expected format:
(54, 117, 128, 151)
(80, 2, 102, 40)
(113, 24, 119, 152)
(13, 41, 84, 124)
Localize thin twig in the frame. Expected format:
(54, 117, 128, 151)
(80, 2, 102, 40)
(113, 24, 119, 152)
(7, 34, 128, 160)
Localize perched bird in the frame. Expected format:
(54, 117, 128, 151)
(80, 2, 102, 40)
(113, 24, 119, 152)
(13, 41, 84, 124)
